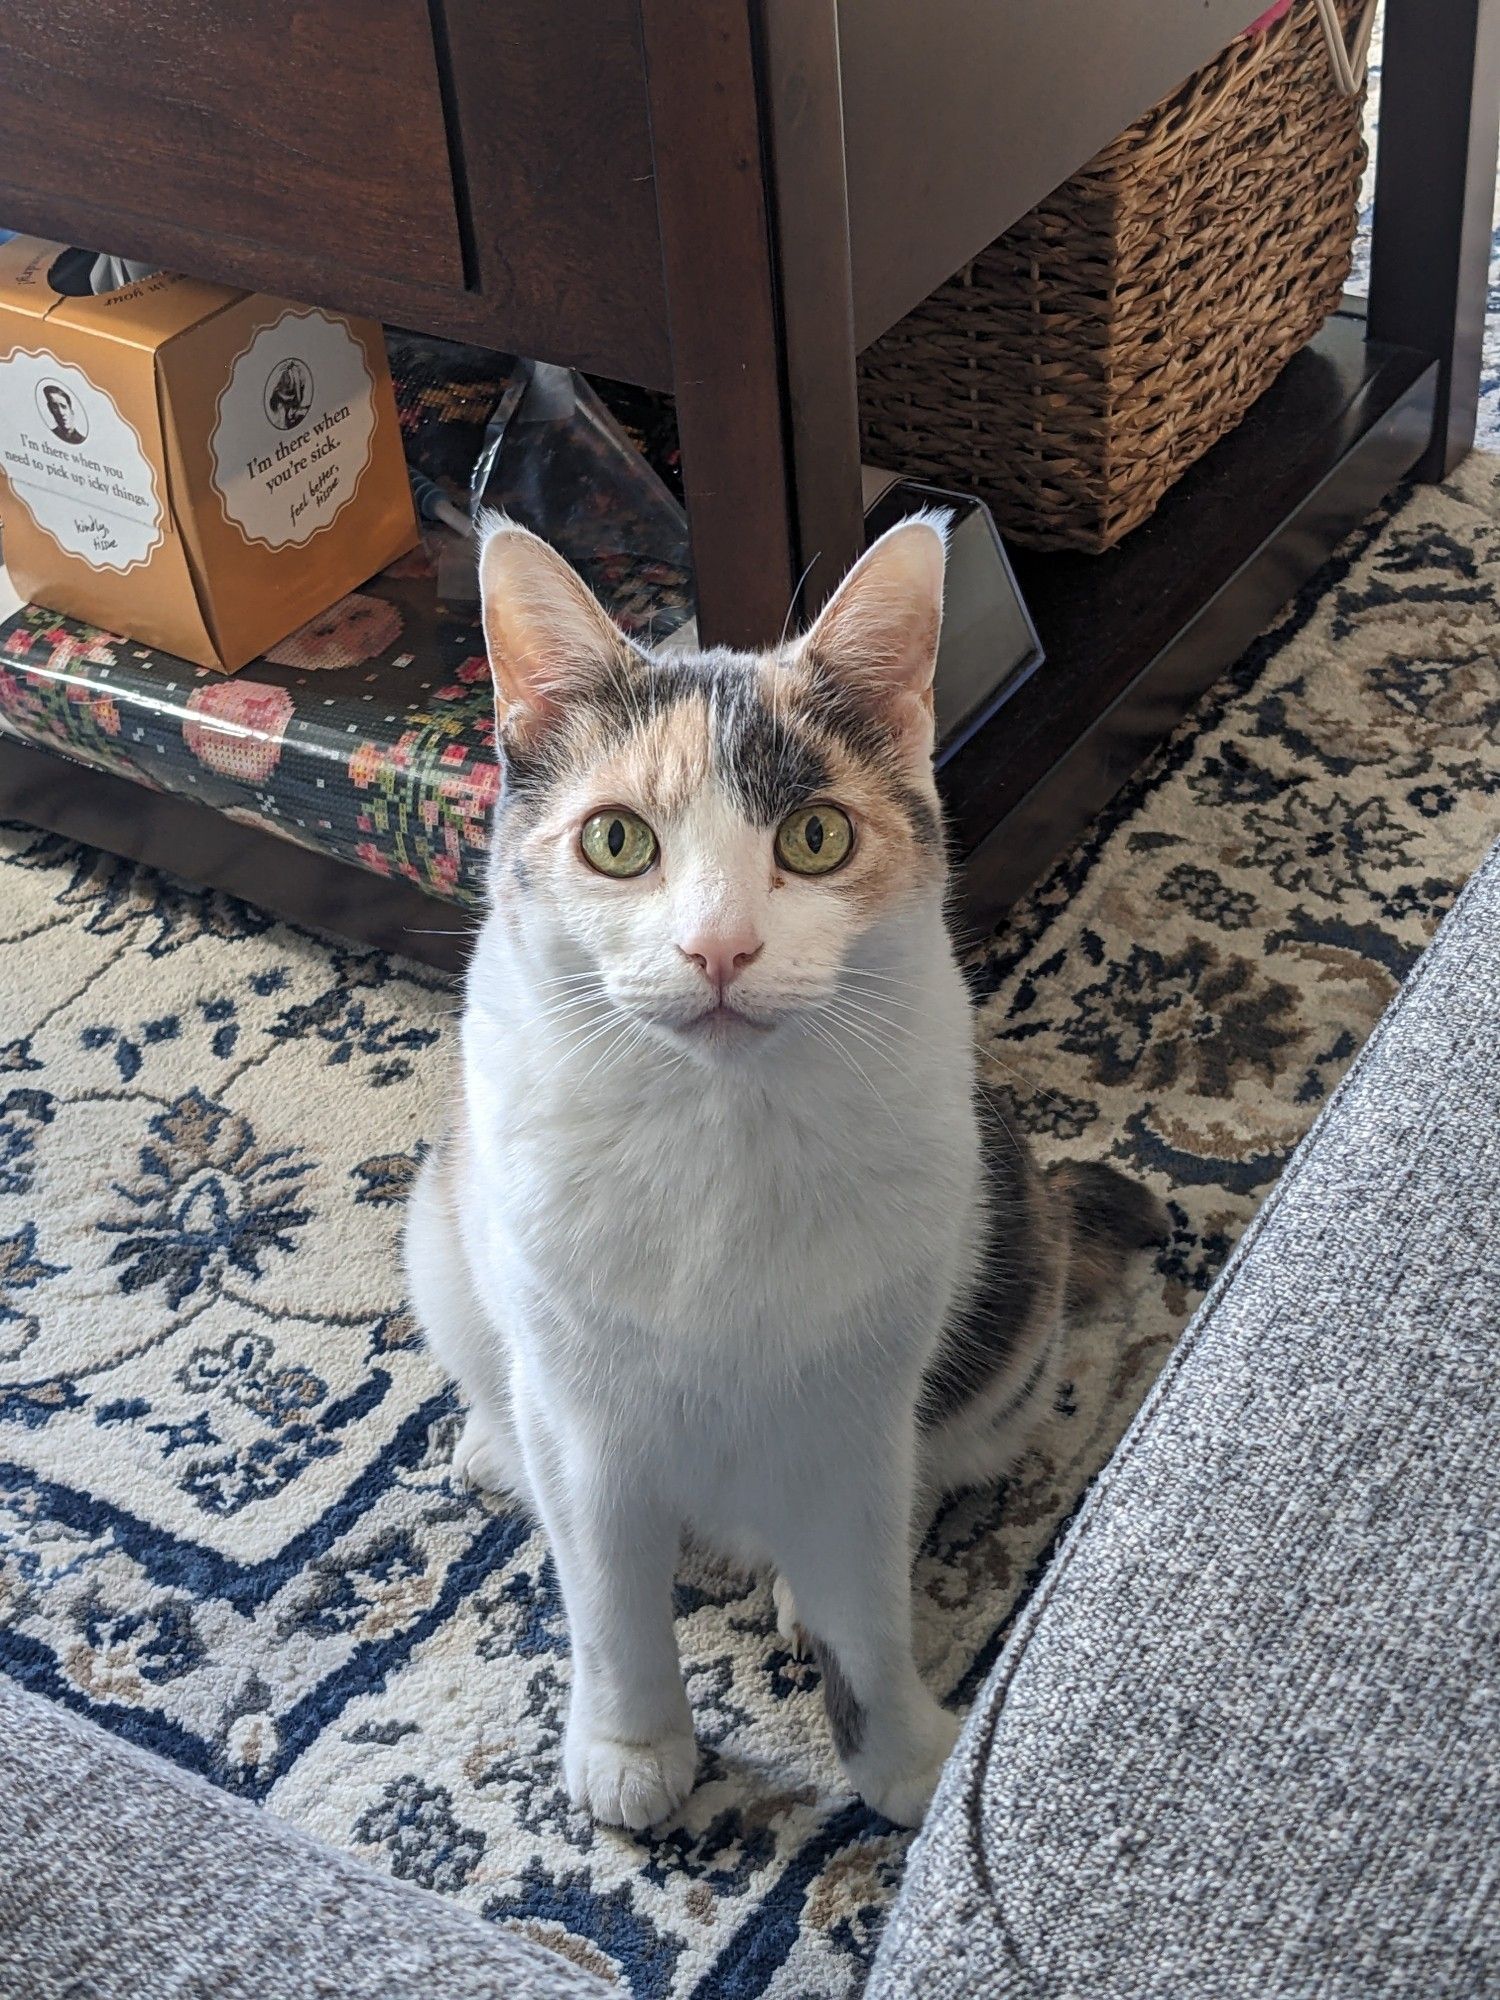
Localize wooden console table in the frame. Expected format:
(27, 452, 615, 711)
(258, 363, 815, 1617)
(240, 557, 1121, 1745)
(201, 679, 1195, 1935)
(0, 0, 1495, 951)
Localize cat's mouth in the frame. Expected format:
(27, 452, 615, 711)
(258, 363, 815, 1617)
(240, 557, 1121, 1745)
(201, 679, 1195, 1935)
(680, 1000, 776, 1038)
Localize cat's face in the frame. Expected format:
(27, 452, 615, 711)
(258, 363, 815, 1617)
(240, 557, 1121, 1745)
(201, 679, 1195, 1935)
(478, 515, 949, 1062)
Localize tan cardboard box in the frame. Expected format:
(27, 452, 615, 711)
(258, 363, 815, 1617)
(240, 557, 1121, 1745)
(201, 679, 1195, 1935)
(0, 237, 417, 671)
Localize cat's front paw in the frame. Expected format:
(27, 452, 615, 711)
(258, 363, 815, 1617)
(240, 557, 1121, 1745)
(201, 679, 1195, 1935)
(451, 1409, 517, 1495)
(564, 1726, 698, 1831)
(852, 1702, 960, 1829)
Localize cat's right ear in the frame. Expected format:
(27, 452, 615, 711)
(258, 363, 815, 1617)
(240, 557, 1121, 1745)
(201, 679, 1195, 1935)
(796, 513, 948, 763)
(478, 517, 629, 731)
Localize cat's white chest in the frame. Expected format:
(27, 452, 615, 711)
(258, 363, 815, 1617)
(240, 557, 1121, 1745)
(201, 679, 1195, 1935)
(468, 1028, 974, 1353)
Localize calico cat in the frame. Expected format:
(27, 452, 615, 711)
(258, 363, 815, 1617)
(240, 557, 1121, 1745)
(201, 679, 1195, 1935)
(405, 515, 1165, 1831)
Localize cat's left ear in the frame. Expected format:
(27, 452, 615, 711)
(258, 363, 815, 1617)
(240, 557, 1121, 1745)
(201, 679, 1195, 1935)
(478, 516, 632, 733)
(797, 514, 948, 758)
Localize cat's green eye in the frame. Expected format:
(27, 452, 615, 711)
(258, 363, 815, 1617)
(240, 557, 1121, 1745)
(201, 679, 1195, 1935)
(775, 804, 854, 877)
(580, 808, 658, 878)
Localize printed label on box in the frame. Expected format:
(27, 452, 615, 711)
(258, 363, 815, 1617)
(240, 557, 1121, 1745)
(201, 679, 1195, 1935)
(0, 348, 163, 571)
(210, 309, 377, 550)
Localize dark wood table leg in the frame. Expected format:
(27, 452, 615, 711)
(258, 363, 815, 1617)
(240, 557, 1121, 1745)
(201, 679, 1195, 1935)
(637, 0, 865, 646)
(1368, 0, 1500, 478)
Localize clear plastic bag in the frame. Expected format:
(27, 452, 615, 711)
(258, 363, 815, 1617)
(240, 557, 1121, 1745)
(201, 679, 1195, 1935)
(387, 332, 693, 646)
(470, 360, 693, 645)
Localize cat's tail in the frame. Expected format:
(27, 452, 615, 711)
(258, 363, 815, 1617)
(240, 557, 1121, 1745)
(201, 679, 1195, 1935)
(1048, 1161, 1169, 1315)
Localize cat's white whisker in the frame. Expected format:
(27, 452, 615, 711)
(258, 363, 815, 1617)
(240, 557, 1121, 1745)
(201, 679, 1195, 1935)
(977, 1048, 1073, 1111)
(528, 968, 607, 991)
(839, 969, 929, 996)
(574, 1018, 646, 1093)
(827, 994, 923, 1044)
(844, 975, 1073, 1110)
(822, 1009, 921, 1091)
(801, 1013, 904, 1134)
(547, 1009, 633, 1067)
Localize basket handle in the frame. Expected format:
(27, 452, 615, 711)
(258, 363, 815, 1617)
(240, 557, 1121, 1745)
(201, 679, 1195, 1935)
(1313, 0, 1379, 96)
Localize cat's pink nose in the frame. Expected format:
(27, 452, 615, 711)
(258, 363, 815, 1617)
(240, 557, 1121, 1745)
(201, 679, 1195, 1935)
(678, 932, 763, 992)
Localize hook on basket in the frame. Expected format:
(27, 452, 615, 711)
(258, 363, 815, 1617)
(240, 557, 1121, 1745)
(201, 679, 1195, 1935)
(1314, 0, 1379, 97)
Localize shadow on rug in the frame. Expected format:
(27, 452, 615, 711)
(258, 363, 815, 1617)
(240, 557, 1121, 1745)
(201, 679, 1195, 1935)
(2, 454, 1498, 1998)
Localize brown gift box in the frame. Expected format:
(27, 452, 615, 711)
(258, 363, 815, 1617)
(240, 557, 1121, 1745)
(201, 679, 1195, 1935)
(0, 237, 417, 672)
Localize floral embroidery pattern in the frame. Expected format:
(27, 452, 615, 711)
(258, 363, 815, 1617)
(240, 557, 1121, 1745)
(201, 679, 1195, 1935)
(264, 594, 404, 673)
(100, 1091, 313, 1309)
(0, 543, 500, 908)
(1232, 789, 1415, 903)
(0, 1221, 61, 1362)
(354, 1776, 487, 1893)
(182, 682, 296, 784)
(1056, 940, 1305, 1097)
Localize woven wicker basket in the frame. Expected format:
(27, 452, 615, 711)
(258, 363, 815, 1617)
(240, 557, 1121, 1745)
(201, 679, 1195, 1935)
(856, 0, 1369, 553)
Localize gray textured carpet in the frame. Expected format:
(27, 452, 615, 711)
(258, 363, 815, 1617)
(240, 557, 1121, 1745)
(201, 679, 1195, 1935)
(0, 1676, 611, 2000)
(871, 839, 1500, 1999)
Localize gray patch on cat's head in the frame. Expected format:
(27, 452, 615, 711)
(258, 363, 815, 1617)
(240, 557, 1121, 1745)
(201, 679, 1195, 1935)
(892, 779, 943, 853)
(800, 652, 890, 766)
(799, 652, 945, 854)
(499, 649, 830, 827)
(704, 661, 829, 825)
(494, 642, 944, 870)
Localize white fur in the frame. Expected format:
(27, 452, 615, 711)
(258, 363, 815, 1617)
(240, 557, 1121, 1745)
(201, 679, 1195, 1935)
(406, 519, 996, 1829)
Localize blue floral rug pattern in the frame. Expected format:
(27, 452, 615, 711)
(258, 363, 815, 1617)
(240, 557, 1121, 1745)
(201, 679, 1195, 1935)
(3, 447, 1497, 1996)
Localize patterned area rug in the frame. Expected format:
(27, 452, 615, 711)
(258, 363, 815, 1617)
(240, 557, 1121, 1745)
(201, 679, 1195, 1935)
(3, 447, 1497, 1995)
